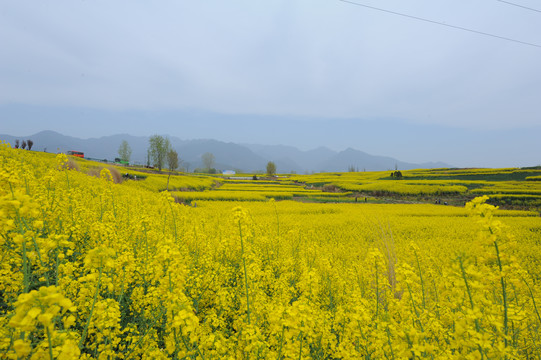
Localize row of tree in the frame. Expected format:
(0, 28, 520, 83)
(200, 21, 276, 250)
(146, 136, 215, 173)
(13, 139, 34, 150)
(146, 136, 179, 190)
(118, 136, 216, 173)
(117, 136, 277, 178)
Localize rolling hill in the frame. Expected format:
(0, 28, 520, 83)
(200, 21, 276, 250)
(0, 130, 451, 173)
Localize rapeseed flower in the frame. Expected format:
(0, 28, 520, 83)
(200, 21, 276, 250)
(1, 144, 540, 358)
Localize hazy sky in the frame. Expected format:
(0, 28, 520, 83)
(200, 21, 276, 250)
(1, 1, 540, 167)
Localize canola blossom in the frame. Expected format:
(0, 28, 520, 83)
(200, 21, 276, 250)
(1, 143, 541, 359)
(289, 168, 541, 209)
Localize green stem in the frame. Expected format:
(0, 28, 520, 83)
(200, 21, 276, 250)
(414, 249, 426, 309)
(79, 265, 102, 349)
(432, 278, 440, 320)
(239, 220, 251, 324)
(31, 235, 49, 286)
(273, 201, 280, 238)
(178, 325, 205, 360)
(375, 260, 379, 324)
(357, 320, 371, 358)
(22, 235, 30, 293)
(111, 192, 116, 219)
(65, 171, 75, 226)
(406, 281, 424, 333)
(494, 240, 508, 351)
(298, 331, 303, 360)
(124, 308, 167, 360)
(276, 326, 285, 360)
(12, 190, 31, 293)
(46, 327, 54, 360)
(458, 256, 484, 358)
(522, 276, 541, 326)
(117, 268, 126, 304)
(172, 327, 180, 359)
(458, 257, 474, 311)
(168, 200, 177, 241)
(54, 251, 60, 286)
(386, 326, 395, 360)
(24, 176, 30, 195)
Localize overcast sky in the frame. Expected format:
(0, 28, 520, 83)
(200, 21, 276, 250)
(1, 1, 540, 167)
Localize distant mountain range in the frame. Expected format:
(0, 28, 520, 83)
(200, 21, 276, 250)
(0, 130, 450, 173)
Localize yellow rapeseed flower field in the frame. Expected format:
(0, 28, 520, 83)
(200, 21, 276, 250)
(1, 143, 541, 359)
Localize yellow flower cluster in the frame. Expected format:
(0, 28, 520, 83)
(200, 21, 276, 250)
(6, 285, 79, 360)
(291, 167, 541, 203)
(173, 182, 351, 203)
(125, 172, 217, 192)
(334, 181, 468, 195)
(1, 142, 541, 359)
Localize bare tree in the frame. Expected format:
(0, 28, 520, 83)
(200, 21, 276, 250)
(202, 152, 215, 172)
(266, 161, 277, 177)
(14, 139, 20, 149)
(166, 149, 179, 191)
(148, 135, 171, 171)
(118, 140, 132, 163)
(21, 140, 27, 150)
(27, 140, 33, 150)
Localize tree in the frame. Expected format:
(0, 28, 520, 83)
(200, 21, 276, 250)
(27, 140, 33, 150)
(118, 140, 132, 163)
(166, 149, 179, 191)
(14, 139, 19, 149)
(21, 140, 27, 150)
(266, 161, 277, 177)
(148, 135, 171, 171)
(202, 152, 215, 172)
